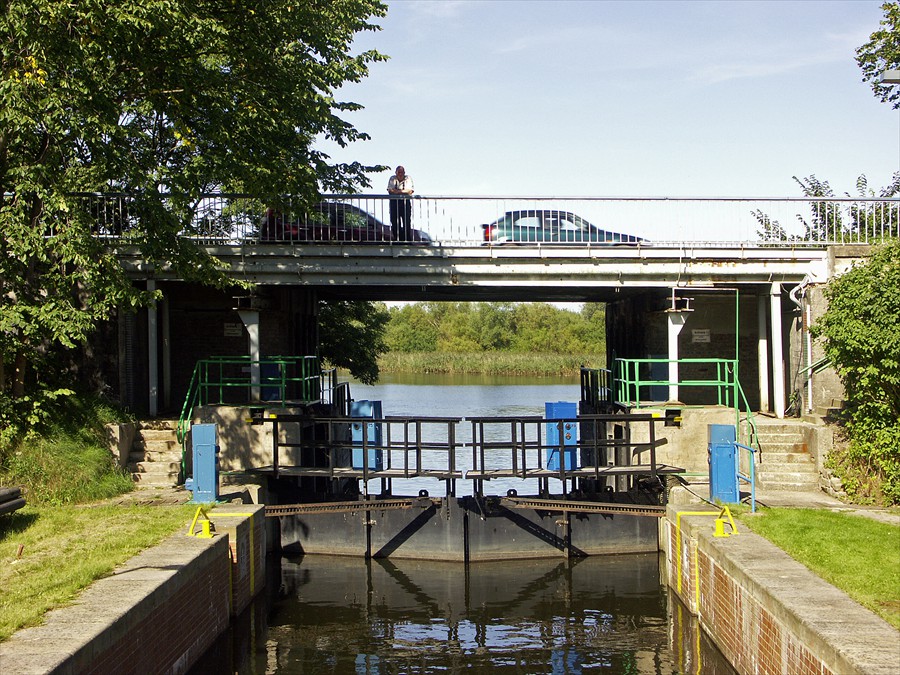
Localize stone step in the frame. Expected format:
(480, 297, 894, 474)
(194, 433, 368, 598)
(756, 471, 819, 487)
(758, 452, 816, 465)
(756, 479, 820, 491)
(129, 460, 181, 474)
(137, 429, 180, 443)
(136, 438, 180, 454)
(137, 420, 178, 431)
(131, 471, 180, 486)
(128, 450, 182, 464)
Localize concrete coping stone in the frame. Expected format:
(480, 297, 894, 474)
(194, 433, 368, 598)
(0, 531, 228, 675)
(670, 506, 900, 675)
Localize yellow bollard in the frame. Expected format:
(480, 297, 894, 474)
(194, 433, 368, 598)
(714, 517, 730, 538)
(197, 519, 215, 538)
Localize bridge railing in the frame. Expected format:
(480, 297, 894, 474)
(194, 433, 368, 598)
(69, 192, 899, 247)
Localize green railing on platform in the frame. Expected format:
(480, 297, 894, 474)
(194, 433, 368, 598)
(175, 355, 321, 479)
(614, 357, 758, 448)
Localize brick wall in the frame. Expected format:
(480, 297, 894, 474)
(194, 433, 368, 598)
(664, 508, 897, 675)
(0, 507, 267, 675)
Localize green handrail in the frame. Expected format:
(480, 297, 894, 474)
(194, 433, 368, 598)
(176, 355, 321, 481)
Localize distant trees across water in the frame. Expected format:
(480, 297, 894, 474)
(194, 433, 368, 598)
(383, 302, 606, 361)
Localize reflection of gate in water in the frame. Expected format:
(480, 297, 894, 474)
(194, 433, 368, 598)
(252, 411, 681, 501)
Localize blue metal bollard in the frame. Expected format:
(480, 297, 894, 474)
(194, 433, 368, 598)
(351, 400, 383, 471)
(708, 424, 739, 503)
(185, 423, 220, 503)
(545, 401, 578, 471)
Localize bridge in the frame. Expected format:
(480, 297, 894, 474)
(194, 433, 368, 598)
(83, 193, 897, 419)
(105, 193, 894, 302)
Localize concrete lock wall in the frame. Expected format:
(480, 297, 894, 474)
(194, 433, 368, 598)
(0, 505, 266, 675)
(662, 507, 899, 675)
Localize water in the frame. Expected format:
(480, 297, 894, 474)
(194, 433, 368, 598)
(190, 374, 736, 674)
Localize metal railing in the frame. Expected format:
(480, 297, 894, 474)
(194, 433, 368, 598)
(614, 357, 758, 449)
(176, 355, 322, 477)
(255, 410, 676, 500)
(65, 192, 899, 247)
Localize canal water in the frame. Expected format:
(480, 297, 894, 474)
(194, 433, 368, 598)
(190, 374, 736, 674)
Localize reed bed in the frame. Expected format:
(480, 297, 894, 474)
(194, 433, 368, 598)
(378, 352, 605, 376)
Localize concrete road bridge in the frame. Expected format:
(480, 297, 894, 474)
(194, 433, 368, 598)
(86, 193, 897, 420)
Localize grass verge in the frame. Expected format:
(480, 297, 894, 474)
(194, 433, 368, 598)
(0, 504, 195, 641)
(378, 351, 604, 376)
(739, 508, 900, 630)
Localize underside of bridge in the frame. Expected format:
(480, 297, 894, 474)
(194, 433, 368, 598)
(103, 270, 841, 424)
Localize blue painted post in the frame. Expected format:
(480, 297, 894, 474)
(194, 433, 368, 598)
(351, 400, 383, 471)
(545, 401, 578, 471)
(708, 424, 739, 503)
(186, 423, 220, 503)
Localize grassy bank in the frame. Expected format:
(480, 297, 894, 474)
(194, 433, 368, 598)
(378, 351, 605, 376)
(739, 508, 900, 629)
(0, 395, 196, 642)
(0, 504, 195, 641)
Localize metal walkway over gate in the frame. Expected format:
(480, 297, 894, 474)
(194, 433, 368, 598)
(247, 410, 682, 502)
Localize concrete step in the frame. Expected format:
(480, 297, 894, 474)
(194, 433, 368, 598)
(128, 450, 182, 464)
(131, 471, 180, 486)
(129, 460, 181, 474)
(756, 479, 820, 491)
(758, 452, 816, 466)
(136, 438, 180, 454)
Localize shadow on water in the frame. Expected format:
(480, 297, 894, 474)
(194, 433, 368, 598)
(189, 553, 736, 674)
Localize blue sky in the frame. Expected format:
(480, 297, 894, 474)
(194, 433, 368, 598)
(320, 0, 899, 198)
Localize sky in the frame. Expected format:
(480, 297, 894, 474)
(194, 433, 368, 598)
(319, 0, 899, 199)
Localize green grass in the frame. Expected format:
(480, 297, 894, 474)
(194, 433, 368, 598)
(0, 504, 196, 641)
(1, 395, 135, 505)
(378, 351, 605, 376)
(739, 508, 900, 629)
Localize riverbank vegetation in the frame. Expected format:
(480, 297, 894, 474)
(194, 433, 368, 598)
(378, 302, 606, 374)
(740, 508, 900, 629)
(0, 394, 194, 642)
(811, 239, 900, 507)
(0, 395, 133, 505)
(378, 351, 601, 376)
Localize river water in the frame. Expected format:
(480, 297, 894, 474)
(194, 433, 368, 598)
(189, 374, 735, 674)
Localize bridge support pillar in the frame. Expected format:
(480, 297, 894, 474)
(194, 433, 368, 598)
(237, 310, 261, 401)
(757, 294, 770, 413)
(770, 283, 785, 418)
(148, 280, 158, 417)
(667, 311, 688, 402)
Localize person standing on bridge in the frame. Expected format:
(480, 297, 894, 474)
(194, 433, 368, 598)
(387, 165, 414, 241)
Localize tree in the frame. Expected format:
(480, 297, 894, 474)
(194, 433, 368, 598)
(811, 240, 900, 504)
(753, 173, 900, 242)
(0, 1, 386, 418)
(318, 301, 389, 386)
(857, 1, 900, 109)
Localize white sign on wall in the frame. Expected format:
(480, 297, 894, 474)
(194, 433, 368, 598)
(692, 328, 711, 343)
(224, 322, 243, 337)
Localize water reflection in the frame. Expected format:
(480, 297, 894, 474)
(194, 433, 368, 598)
(251, 554, 734, 674)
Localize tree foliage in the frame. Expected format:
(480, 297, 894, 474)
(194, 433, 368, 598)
(856, 1, 900, 109)
(385, 302, 607, 355)
(754, 173, 900, 242)
(0, 1, 386, 423)
(318, 300, 390, 386)
(811, 240, 900, 504)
